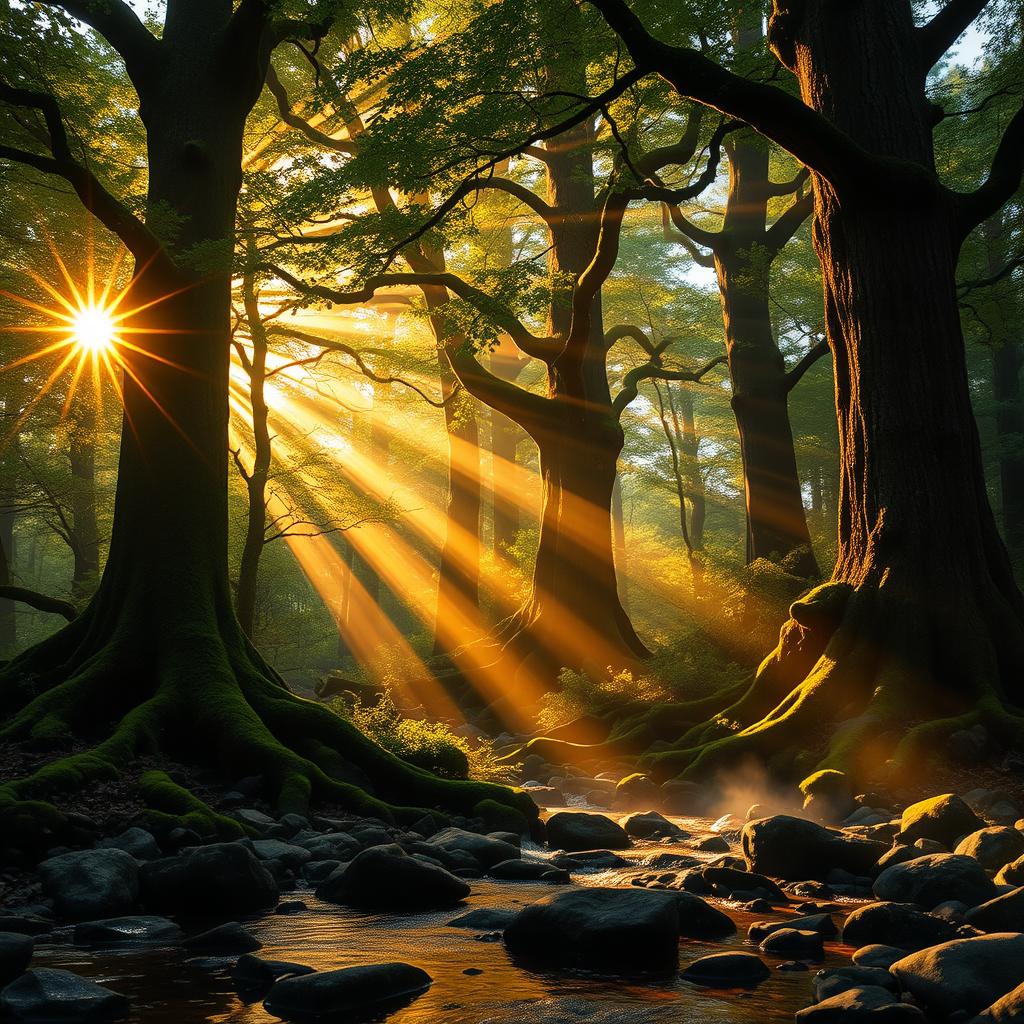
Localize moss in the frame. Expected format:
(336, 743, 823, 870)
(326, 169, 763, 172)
(789, 582, 853, 634)
(0, 788, 70, 857)
(138, 770, 244, 840)
(798, 769, 849, 797)
(474, 797, 530, 836)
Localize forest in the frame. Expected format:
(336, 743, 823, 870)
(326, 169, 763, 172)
(0, 0, 1022, 1022)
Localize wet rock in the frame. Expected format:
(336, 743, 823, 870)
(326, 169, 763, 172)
(614, 774, 661, 810)
(877, 844, 925, 870)
(696, 836, 730, 853)
(447, 908, 517, 931)
(316, 844, 470, 910)
(549, 850, 628, 871)
(852, 945, 909, 969)
(184, 921, 261, 955)
(972, 979, 1024, 1022)
(680, 951, 770, 988)
(426, 828, 520, 869)
(995, 855, 1024, 887)
(954, 828, 1024, 873)
(702, 866, 786, 901)
(760, 928, 824, 958)
(891, 933, 1024, 1016)
(251, 840, 312, 871)
(141, 842, 278, 915)
(233, 808, 277, 832)
(914, 838, 948, 855)
(965, 887, 1024, 933)
(487, 859, 569, 883)
(294, 832, 361, 862)
(800, 770, 856, 824)
(842, 902, 959, 951)
(898, 795, 983, 848)
(674, 892, 736, 939)
(73, 916, 183, 947)
(0, 918, 51, 938)
(874, 853, 996, 909)
(264, 962, 431, 1021)
(741, 815, 886, 881)
(232, 954, 314, 990)
(0, 968, 128, 1021)
(795, 985, 926, 1021)
(275, 901, 307, 916)
(96, 828, 161, 861)
(750, 914, 837, 943)
(622, 812, 684, 840)
(504, 888, 680, 969)
(0, 932, 33, 986)
(546, 812, 630, 852)
(642, 852, 700, 871)
(39, 849, 140, 922)
(813, 966, 899, 1002)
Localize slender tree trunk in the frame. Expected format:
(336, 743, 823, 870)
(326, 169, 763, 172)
(67, 405, 100, 600)
(489, 348, 527, 555)
(673, 386, 706, 548)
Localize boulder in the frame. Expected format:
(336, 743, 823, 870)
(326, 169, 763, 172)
(264, 963, 431, 1020)
(73, 917, 183, 947)
(701, 866, 786, 901)
(680, 951, 770, 987)
(96, 828, 161, 861)
(622, 812, 683, 840)
(955, 828, 1024, 873)
(140, 842, 278, 915)
(873, 853, 997, 909)
(674, 892, 736, 939)
(842, 902, 959, 951)
(966, 887, 1024, 933)
(504, 888, 680, 969)
(0, 918, 51, 938)
(741, 815, 886, 881)
(813, 966, 899, 1002)
(316, 844, 470, 911)
(232, 955, 314, 990)
(0, 932, 33, 986)
(614, 774, 661, 809)
(550, 850, 628, 871)
(891, 933, 1024, 1016)
(545, 812, 630, 852)
(795, 985, 926, 1021)
(487, 859, 569, 883)
(759, 927, 824, 957)
(749, 914, 837, 943)
(447, 908, 517, 931)
(295, 832, 361, 861)
(972, 980, 1024, 1022)
(0, 968, 128, 1021)
(898, 795, 983, 847)
(995, 856, 1024, 887)
(853, 945, 908, 969)
(800, 770, 856, 824)
(184, 921, 261, 955)
(251, 840, 312, 871)
(39, 849, 140, 921)
(426, 828, 520, 869)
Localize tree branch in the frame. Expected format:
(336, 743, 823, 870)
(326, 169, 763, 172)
(765, 190, 814, 253)
(784, 338, 831, 392)
(918, 0, 991, 70)
(612, 354, 727, 417)
(958, 251, 1024, 294)
(955, 103, 1024, 239)
(766, 167, 810, 197)
(458, 176, 558, 228)
(0, 585, 76, 621)
(264, 64, 357, 155)
(662, 202, 719, 255)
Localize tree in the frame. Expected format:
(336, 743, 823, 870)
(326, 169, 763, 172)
(0, 1, 531, 849)
(587, 0, 1024, 784)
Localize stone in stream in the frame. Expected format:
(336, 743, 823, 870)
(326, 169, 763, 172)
(263, 963, 432, 1021)
(759, 927, 825, 958)
(39, 849, 140, 921)
(748, 913, 837, 943)
(140, 842, 278, 915)
(250, 839, 312, 871)
(794, 985, 926, 1021)
(674, 892, 736, 939)
(680, 951, 771, 988)
(813, 966, 900, 1002)
(622, 812, 686, 840)
(0, 932, 33, 986)
(503, 888, 680, 969)
(96, 827, 161, 861)
(890, 933, 1024, 1017)
(852, 945, 909, 970)
(695, 835, 730, 853)
(954, 827, 1024, 872)
(73, 916, 184, 947)
(973, 980, 1024, 1022)
(275, 901, 307, 915)
(0, 968, 129, 1022)
(741, 815, 886, 881)
(0, 917, 52, 937)
(447, 908, 517, 931)
(316, 844, 470, 910)
(487, 859, 569, 883)
(841, 901, 959, 951)
(965, 887, 1024, 933)
(425, 827, 520, 870)
(184, 921, 262, 955)
(294, 832, 361, 862)
(897, 794, 983, 847)
(232, 954, 315, 991)
(545, 812, 631, 852)
(873, 853, 996, 909)
(701, 866, 787, 902)
(995, 855, 1024, 887)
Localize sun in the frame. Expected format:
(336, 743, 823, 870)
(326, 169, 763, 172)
(71, 303, 118, 354)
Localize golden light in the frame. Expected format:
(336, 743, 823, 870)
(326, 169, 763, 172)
(70, 303, 117, 354)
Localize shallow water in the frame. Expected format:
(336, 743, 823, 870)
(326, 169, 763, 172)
(32, 813, 862, 1023)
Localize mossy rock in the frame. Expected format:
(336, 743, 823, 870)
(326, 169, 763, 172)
(474, 798, 530, 837)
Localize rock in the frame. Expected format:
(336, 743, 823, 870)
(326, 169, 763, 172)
(642, 852, 700, 871)
(898, 794, 983, 848)
(965, 887, 1024, 933)
(623, 812, 682, 840)
(614, 774, 660, 809)
(317, 844, 470, 910)
(263, 963, 432, 1020)
(96, 828, 161, 861)
(0, 918, 51, 938)
(184, 921, 261, 955)
(873, 853, 996, 909)
(842, 902, 959, 951)
(674, 892, 736, 939)
(795, 985, 926, 1021)
(0, 968, 128, 1021)
(448, 908, 517, 931)
(487, 859, 569, 882)
(661, 780, 707, 815)
(504, 888, 680, 969)
(813, 966, 899, 1002)
(295, 832, 361, 862)
(750, 914, 837, 942)
(949, 725, 990, 766)
(759, 928, 825, 957)
(0, 932, 33, 986)
(891, 933, 1024, 1016)
(741, 815, 886, 881)
(702, 866, 786, 901)
(73, 917, 183, 947)
(914, 838, 948, 855)
(877, 844, 925, 870)
(251, 840, 312, 870)
(545, 812, 630, 852)
(696, 836, 730, 853)
(852, 945, 909, 969)
(275, 901, 307, 916)
(972, 979, 1024, 1022)
(426, 828, 520, 869)
(800, 770, 856, 824)
(233, 807, 277, 832)
(680, 951, 770, 988)
(232, 954, 315, 990)
(549, 850, 628, 871)
(995, 856, 1024, 887)
(39, 849, 140, 922)
(955, 828, 1024, 873)
(141, 842, 278, 915)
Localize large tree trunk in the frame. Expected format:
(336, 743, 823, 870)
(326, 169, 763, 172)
(67, 407, 101, 600)
(489, 347, 528, 555)
(648, 0, 1024, 787)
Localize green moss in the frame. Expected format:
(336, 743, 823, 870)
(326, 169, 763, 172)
(138, 770, 244, 840)
(474, 797, 530, 836)
(798, 769, 848, 797)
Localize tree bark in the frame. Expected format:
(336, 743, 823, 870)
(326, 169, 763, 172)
(67, 404, 101, 600)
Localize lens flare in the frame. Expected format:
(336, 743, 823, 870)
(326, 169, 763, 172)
(70, 304, 117, 354)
